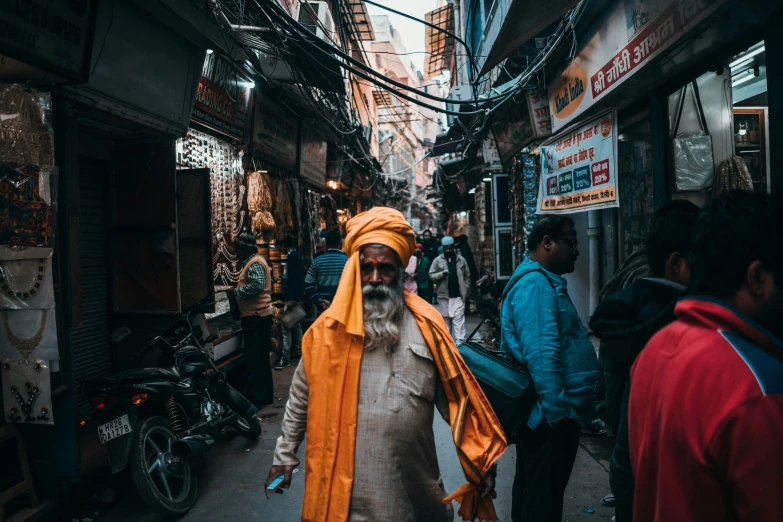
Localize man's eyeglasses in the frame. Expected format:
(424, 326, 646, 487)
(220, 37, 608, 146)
(555, 237, 578, 250)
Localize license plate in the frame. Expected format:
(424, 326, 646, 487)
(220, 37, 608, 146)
(98, 414, 132, 444)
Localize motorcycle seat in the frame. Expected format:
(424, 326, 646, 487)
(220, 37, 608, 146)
(94, 366, 181, 385)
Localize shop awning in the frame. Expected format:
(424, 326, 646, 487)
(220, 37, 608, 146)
(478, 0, 579, 77)
(424, 4, 456, 80)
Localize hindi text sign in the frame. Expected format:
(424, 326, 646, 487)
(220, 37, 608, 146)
(549, 0, 727, 132)
(537, 112, 618, 214)
(527, 90, 553, 139)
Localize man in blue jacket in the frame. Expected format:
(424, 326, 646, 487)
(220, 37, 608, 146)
(501, 215, 598, 522)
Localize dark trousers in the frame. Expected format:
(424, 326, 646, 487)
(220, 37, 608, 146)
(240, 315, 274, 408)
(610, 380, 635, 522)
(512, 419, 582, 522)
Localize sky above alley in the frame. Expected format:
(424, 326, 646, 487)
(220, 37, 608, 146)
(367, 0, 439, 73)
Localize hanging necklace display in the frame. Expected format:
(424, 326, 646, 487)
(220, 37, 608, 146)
(1, 258, 45, 299)
(217, 236, 238, 263)
(177, 129, 246, 288)
(2, 358, 52, 424)
(4, 309, 47, 359)
(214, 262, 239, 287)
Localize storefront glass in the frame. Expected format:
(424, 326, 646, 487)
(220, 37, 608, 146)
(731, 40, 769, 194)
(617, 120, 654, 264)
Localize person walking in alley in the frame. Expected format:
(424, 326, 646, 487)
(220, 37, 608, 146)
(429, 236, 470, 343)
(276, 234, 305, 370)
(422, 229, 440, 273)
(415, 243, 432, 302)
(232, 232, 275, 409)
(456, 235, 479, 303)
(403, 245, 419, 294)
(590, 200, 700, 522)
(304, 230, 348, 312)
(501, 215, 598, 522)
(629, 191, 783, 522)
(265, 207, 506, 522)
(593, 243, 653, 432)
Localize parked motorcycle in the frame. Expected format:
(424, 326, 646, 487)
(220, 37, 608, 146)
(83, 298, 261, 518)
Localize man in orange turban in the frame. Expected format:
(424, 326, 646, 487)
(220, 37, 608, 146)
(265, 207, 507, 521)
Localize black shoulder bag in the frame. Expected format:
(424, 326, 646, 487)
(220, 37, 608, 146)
(457, 269, 556, 440)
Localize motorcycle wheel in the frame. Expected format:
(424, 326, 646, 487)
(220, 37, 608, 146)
(231, 411, 262, 440)
(129, 416, 198, 518)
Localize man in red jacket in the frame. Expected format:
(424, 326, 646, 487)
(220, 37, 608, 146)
(629, 191, 783, 522)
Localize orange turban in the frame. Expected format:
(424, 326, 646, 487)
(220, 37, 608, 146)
(323, 207, 416, 337)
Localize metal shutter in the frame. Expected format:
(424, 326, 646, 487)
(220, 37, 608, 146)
(70, 161, 112, 418)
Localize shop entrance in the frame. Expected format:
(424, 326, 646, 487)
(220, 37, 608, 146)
(731, 41, 769, 194)
(666, 39, 770, 205)
(71, 158, 112, 418)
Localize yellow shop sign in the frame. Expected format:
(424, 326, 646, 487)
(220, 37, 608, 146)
(550, 66, 588, 120)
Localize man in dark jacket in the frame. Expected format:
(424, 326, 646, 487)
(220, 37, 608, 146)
(277, 234, 305, 370)
(422, 229, 440, 272)
(455, 235, 479, 284)
(593, 246, 653, 428)
(589, 200, 700, 522)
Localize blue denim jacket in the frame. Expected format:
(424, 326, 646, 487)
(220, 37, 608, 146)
(501, 258, 597, 429)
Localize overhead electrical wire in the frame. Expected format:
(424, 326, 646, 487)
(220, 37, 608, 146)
(260, 0, 508, 106)
(262, 0, 586, 128)
(213, 0, 586, 180)
(361, 0, 479, 80)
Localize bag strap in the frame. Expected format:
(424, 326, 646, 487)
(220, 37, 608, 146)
(691, 81, 710, 135)
(671, 85, 687, 136)
(500, 268, 557, 302)
(464, 268, 558, 344)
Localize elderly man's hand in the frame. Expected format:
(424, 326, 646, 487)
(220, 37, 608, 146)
(265, 465, 295, 491)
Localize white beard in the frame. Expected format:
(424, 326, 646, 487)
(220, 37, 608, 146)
(362, 278, 404, 352)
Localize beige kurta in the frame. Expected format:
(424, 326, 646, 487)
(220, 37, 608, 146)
(273, 306, 454, 521)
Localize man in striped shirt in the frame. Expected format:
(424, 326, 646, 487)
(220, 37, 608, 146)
(305, 230, 348, 311)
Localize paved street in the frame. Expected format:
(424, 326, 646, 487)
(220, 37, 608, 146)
(82, 317, 614, 522)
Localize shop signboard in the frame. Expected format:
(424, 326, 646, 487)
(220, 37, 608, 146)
(537, 111, 618, 214)
(491, 99, 535, 164)
(548, 0, 728, 132)
(192, 53, 253, 141)
(0, 0, 99, 81)
(299, 120, 327, 188)
(253, 92, 298, 171)
(482, 137, 503, 171)
(527, 91, 553, 139)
